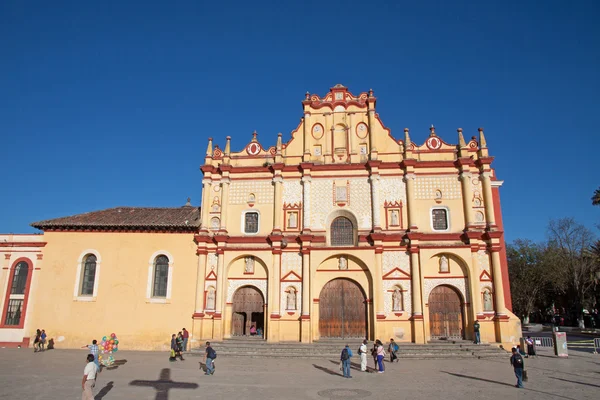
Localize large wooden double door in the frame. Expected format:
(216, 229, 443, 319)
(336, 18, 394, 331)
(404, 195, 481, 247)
(428, 285, 464, 339)
(231, 286, 264, 337)
(319, 278, 367, 339)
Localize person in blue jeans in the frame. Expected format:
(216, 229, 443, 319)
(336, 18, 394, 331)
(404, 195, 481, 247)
(340, 345, 353, 378)
(204, 341, 216, 375)
(473, 320, 481, 344)
(510, 347, 525, 388)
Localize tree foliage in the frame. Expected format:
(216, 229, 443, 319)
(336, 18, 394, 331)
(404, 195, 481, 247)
(592, 187, 600, 206)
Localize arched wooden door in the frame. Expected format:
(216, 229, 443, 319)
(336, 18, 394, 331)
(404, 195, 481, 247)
(319, 278, 367, 339)
(231, 286, 264, 337)
(428, 285, 464, 339)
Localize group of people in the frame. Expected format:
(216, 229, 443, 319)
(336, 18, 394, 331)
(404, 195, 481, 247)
(340, 338, 400, 378)
(33, 329, 47, 352)
(249, 324, 263, 337)
(169, 328, 190, 361)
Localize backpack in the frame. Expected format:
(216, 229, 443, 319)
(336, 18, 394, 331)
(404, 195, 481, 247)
(341, 348, 349, 361)
(393, 342, 399, 352)
(513, 354, 523, 368)
(208, 347, 217, 359)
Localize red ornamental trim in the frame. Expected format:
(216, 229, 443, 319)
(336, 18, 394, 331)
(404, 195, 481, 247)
(246, 142, 263, 156)
(192, 312, 205, 318)
(0, 242, 47, 248)
(311, 123, 325, 140)
(300, 315, 310, 320)
(356, 122, 369, 139)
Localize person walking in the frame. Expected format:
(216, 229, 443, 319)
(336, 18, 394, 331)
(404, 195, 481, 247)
(40, 329, 47, 351)
(473, 320, 481, 344)
(182, 328, 189, 352)
(510, 347, 525, 388)
(358, 340, 368, 372)
(525, 336, 536, 358)
(388, 338, 399, 363)
(176, 332, 185, 360)
(170, 334, 178, 362)
(81, 340, 100, 370)
(340, 344, 353, 378)
(375, 339, 386, 373)
(33, 329, 41, 353)
(204, 341, 216, 375)
(81, 354, 98, 400)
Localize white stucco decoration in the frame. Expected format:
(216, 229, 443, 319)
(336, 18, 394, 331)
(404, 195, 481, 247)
(423, 278, 470, 304)
(310, 178, 372, 230)
(282, 180, 302, 205)
(226, 279, 268, 303)
(415, 175, 462, 200)
(383, 280, 412, 315)
(477, 250, 490, 272)
(229, 180, 274, 204)
(281, 252, 302, 277)
(380, 178, 406, 204)
(382, 251, 410, 275)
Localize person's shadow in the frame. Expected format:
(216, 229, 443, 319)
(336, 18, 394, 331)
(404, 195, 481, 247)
(95, 381, 114, 400)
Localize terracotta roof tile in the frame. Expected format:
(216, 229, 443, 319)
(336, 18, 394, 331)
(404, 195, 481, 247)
(31, 206, 200, 231)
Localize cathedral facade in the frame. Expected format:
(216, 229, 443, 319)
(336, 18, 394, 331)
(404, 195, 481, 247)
(1, 85, 521, 350)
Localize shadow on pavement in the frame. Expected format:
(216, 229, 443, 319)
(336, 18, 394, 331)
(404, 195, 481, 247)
(313, 363, 343, 377)
(129, 368, 199, 400)
(328, 359, 375, 373)
(551, 377, 600, 388)
(94, 381, 114, 400)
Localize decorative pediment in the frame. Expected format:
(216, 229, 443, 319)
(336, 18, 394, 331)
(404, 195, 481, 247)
(382, 267, 411, 280)
(479, 270, 492, 282)
(206, 270, 217, 281)
(281, 270, 302, 282)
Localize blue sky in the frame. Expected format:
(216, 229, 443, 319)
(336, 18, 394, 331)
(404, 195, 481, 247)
(1, 0, 598, 242)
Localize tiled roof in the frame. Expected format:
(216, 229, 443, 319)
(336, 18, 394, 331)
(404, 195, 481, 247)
(31, 206, 201, 232)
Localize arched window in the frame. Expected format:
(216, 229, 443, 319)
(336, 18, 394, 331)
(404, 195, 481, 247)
(153, 255, 169, 298)
(331, 217, 354, 246)
(10, 261, 29, 295)
(80, 255, 97, 296)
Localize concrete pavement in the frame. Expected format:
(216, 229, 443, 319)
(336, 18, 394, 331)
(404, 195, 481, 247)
(0, 347, 597, 399)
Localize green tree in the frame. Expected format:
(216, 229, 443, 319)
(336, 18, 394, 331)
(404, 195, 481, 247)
(592, 187, 600, 206)
(548, 218, 599, 328)
(507, 239, 557, 323)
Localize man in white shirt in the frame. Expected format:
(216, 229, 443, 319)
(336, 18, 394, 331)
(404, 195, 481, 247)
(82, 354, 98, 400)
(359, 339, 368, 372)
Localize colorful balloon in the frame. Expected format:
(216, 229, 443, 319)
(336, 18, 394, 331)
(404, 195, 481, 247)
(111, 333, 116, 338)
(114, 340, 119, 345)
(113, 347, 118, 353)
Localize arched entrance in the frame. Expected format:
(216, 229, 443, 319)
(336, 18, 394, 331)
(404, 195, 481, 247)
(231, 286, 265, 337)
(319, 278, 367, 339)
(428, 285, 464, 339)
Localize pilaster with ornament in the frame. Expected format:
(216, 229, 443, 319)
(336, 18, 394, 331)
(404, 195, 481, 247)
(469, 246, 483, 317)
(272, 175, 284, 232)
(301, 248, 311, 318)
(194, 249, 207, 316)
(214, 249, 225, 317)
(489, 243, 508, 317)
(301, 174, 312, 232)
(408, 244, 423, 317)
(366, 89, 376, 158)
(200, 176, 213, 230)
(403, 172, 418, 230)
(480, 171, 497, 228)
(219, 174, 231, 232)
(369, 173, 382, 231)
(302, 94, 312, 161)
(459, 169, 475, 229)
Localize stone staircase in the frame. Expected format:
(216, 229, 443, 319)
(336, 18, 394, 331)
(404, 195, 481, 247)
(190, 338, 508, 359)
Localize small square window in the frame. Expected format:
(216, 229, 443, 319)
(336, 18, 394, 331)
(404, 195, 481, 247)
(244, 212, 259, 234)
(432, 208, 449, 231)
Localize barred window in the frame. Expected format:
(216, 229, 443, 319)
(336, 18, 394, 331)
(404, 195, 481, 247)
(244, 212, 259, 234)
(331, 217, 354, 246)
(432, 208, 449, 231)
(10, 262, 29, 295)
(4, 299, 23, 326)
(80, 255, 97, 296)
(153, 255, 169, 298)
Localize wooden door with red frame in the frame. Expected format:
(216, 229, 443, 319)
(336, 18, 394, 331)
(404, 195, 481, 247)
(428, 285, 464, 339)
(319, 278, 367, 339)
(231, 286, 264, 337)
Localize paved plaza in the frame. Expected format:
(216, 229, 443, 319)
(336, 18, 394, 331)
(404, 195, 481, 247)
(0, 347, 598, 400)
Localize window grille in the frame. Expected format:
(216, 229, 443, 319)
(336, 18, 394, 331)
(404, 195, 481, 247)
(432, 209, 448, 231)
(331, 217, 354, 246)
(81, 255, 97, 296)
(153, 255, 169, 297)
(10, 262, 29, 295)
(245, 212, 259, 234)
(4, 299, 23, 326)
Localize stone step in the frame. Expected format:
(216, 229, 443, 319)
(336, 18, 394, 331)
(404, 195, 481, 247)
(188, 351, 507, 359)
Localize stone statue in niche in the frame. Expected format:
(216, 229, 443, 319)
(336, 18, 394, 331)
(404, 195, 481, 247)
(338, 256, 348, 270)
(286, 287, 297, 310)
(392, 288, 402, 311)
(206, 288, 216, 310)
(245, 256, 255, 274)
(248, 193, 256, 203)
(439, 255, 449, 273)
(210, 217, 220, 230)
(288, 212, 297, 228)
(390, 210, 399, 226)
(483, 289, 493, 311)
(211, 196, 221, 212)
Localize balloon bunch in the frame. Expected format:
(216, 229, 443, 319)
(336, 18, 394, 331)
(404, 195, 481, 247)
(98, 333, 119, 366)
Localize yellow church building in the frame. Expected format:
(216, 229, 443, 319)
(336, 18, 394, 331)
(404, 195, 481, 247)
(1, 85, 521, 350)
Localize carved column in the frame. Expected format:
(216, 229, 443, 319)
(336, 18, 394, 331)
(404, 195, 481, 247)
(347, 112, 355, 154)
(410, 247, 425, 343)
(469, 249, 483, 317)
(324, 112, 332, 158)
(271, 251, 281, 317)
(303, 111, 311, 159)
(490, 250, 507, 316)
(301, 250, 310, 317)
(369, 174, 381, 231)
(302, 176, 312, 232)
(215, 250, 225, 316)
(219, 178, 231, 231)
(194, 252, 207, 313)
(404, 173, 418, 230)
(272, 176, 283, 232)
(480, 171, 496, 228)
(201, 179, 213, 229)
(374, 248, 384, 320)
(459, 172, 474, 229)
